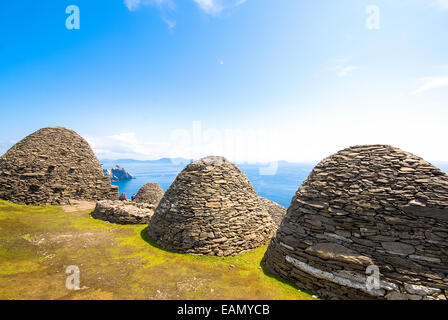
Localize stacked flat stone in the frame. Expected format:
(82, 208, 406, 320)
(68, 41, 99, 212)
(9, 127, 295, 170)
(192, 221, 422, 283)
(0, 127, 118, 205)
(91, 200, 155, 224)
(148, 156, 276, 256)
(263, 145, 448, 300)
(134, 183, 164, 206)
(260, 197, 287, 230)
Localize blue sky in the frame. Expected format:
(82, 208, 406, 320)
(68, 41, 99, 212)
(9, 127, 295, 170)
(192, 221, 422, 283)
(0, 0, 447, 162)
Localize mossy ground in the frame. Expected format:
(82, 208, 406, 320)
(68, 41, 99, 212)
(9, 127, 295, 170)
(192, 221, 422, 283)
(0, 200, 314, 300)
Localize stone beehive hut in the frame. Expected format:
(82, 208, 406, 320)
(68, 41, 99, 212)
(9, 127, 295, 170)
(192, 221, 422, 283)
(133, 182, 164, 206)
(0, 127, 118, 205)
(147, 156, 276, 256)
(263, 145, 448, 300)
(260, 197, 286, 230)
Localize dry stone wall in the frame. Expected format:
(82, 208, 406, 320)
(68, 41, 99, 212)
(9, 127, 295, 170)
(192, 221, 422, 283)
(0, 127, 118, 205)
(91, 200, 155, 224)
(134, 183, 164, 206)
(263, 145, 448, 300)
(260, 197, 286, 230)
(148, 156, 276, 256)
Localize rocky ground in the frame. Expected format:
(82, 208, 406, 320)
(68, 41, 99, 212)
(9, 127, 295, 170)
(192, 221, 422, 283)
(0, 200, 314, 300)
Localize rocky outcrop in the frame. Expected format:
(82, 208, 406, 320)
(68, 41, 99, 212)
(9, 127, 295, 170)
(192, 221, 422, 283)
(0, 127, 118, 205)
(134, 183, 164, 206)
(103, 165, 134, 182)
(262, 145, 448, 300)
(148, 156, 276, 256)
(119, 193, 128, 201)
(260, 197, 287, 230)
(91, 200, 155, 224)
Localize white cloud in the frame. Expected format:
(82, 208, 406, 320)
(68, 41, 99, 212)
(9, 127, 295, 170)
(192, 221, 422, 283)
(162, 16, 176, 29)
(412, 76, 448, 95)
(124, 0, 176, 28)
(192, 0, 246, 14)
(125, 0, 246, 16)
(124, 0, 142, 11)
(338, 66, 359, 77)
(432, 0, 448, 10)
(85, 124, 281, 163)
(86, 132, 171, 160)
(124, 0, 171, 11)
(322, 57, 359, 78)
(193, 0, 223, 14)
(65, 101, 448, 164)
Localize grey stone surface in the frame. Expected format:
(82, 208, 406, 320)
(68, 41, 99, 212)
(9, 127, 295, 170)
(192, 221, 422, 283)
(0, 127, 118, 205)
(91, 200, 155, 224)
(262, 145, 448, 300)
(148, 156, 276, 256)
(133, 183, 164, 206)
(260, 197, 287, 230)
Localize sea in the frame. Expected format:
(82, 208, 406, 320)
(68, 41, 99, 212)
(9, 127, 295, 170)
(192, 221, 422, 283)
(100, 159, 316, 208)
(100, 159, 448, 209)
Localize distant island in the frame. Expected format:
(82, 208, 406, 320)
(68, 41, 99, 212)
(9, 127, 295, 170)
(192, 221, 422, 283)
(103, 165, 134, 182)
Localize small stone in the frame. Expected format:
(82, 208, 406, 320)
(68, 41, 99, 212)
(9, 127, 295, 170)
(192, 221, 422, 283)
(404, 283, 441, 296)
(409, 255, 441, 263)
(305, 243, 373, 266)
(385, 292, 409, 300)
(381, 242, 415, 256)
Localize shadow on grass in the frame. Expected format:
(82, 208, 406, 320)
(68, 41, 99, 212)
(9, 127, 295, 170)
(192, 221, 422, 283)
(259, 259, 317, 298)
(140, 225, 317, 299)
(140, 226, 181, 255)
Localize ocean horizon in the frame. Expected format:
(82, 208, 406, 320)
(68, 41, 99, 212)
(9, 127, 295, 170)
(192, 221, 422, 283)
(101, 158, 448, 208)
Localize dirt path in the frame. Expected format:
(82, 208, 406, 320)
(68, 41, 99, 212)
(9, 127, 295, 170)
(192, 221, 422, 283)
(60, 200, 96, 213)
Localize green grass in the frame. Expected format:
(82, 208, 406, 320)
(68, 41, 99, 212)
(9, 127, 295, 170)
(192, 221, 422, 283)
(0, 199, 314, 300)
